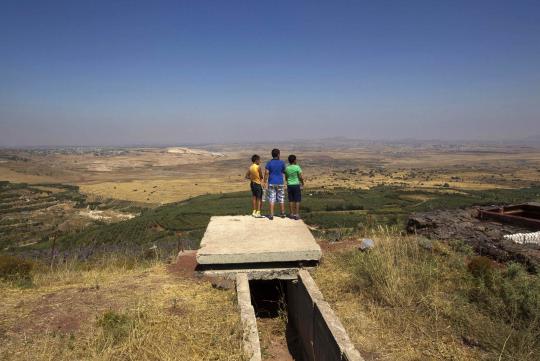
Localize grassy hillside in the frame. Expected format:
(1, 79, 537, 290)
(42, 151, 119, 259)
(0, 181, 142, 252)
(0, 255, 244, 361)
(314, 231, 540, 361)
(6, 184, 539, 259)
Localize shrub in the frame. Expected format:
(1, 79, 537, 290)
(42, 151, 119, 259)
(467, 256, 495, 288)
(97, 310, 133, 344)
(0, 255, 34, 283)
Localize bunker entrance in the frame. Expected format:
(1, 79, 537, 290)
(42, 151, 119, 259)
(249, 279, 304, 361)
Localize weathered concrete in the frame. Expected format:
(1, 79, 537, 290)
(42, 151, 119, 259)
(287, 270, 364, 361)
(201, 266, 305, 280)
(236, 273, 262, 361)
(197, 216, 322, 265)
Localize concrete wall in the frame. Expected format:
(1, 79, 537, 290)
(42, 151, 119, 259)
(236, 273, 262, 361)
(287, 270, 364, 361)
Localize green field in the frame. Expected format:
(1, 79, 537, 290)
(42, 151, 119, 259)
(2, 182, 537, 259)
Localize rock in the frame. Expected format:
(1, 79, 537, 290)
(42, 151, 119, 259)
(417, 237, 433, 251)
(209, 277, 235, 290)
(358, 239, 375, 251)
(407, 208, 540, 272)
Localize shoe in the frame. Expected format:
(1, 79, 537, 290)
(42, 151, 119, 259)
(293, 215, 300, 220)
(251, 210, 257, 217)
(267, 215, 274, 220)
(280, 213, 286, 218)
(255, 211, 262, 218)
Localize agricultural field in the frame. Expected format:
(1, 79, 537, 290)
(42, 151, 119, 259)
(1, 142, 540, 361)
(3, 178, 539, 262)
(0, 181, 141, 252)
(1, 142, 539, 205)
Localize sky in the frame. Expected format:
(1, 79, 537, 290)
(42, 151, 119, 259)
(1, 0, 539, 147)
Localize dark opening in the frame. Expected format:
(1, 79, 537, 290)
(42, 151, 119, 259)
(249, 280, 304, 360)
(249, 280, 288, 318)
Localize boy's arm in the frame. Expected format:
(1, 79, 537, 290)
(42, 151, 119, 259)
(263, 168, 269, 187)
(299, 172, 305, 186)
(258, 166, 263, 180)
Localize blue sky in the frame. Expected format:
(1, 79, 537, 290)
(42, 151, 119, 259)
(1, 0, 539, 146)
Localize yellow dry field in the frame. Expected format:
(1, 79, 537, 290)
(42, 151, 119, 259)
(79, 178, 247, 204)
(1, 143, 539, 204)
(0, 261, 244, 361)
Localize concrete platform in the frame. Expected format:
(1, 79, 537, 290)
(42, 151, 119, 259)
(196, 216, 322, 265)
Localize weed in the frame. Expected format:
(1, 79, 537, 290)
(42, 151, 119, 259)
(0, 255, 34, 285)
(97, 310, 134, 345)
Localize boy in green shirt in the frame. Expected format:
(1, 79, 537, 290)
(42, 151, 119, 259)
(285, 154, 304, 220)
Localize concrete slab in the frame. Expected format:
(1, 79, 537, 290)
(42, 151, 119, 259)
(197, 216, 322, 265)
(201, 267, 311, 280)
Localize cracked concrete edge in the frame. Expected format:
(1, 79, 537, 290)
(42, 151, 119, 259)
(298, 270, 365, 361)
(235, 273, 262, 361)
(201, 267, 302, 280)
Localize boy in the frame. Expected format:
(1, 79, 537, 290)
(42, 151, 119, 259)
(285, 154, 304, 220)
(245, 154, 263, 217)
(264, 148, 286, 220)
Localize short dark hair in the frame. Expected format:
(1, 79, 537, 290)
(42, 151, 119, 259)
(251, 154, 260, 162)
(271, 148, 280, 158)
(288, 154, 296, 164)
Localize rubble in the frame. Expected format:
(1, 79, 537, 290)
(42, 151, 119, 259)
(407, 208, 540, 272)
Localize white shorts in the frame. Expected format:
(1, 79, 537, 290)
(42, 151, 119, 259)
(265, 184, 285, 204)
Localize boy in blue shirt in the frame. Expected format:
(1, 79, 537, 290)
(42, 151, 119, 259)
(263, 148, 286, 220)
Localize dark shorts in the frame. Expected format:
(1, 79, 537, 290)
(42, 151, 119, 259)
(287, 184, 302, 202)
(250, 182, 263, 199)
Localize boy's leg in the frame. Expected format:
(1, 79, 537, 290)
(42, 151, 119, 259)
(256, 196, 262, 216)
(267, 185, 276, 218)
(278, 186, 286, 216)
(294, 186, 301, 218)
(251, 196, 257, 212)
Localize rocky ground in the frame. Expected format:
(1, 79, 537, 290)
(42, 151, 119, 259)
(407, 208, 540, 271)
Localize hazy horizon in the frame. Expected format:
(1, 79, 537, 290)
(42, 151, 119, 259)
(1, 1, 539, 147)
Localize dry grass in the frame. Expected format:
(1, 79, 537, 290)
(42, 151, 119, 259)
(0, 257, 244, 361)
(313, 229, 540, 361)
(80, 178, 246, 204)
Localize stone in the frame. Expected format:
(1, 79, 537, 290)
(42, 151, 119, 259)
(417, 237, 433, 251)
(196, 216, 322, 265)
(358, 238, 375, 251)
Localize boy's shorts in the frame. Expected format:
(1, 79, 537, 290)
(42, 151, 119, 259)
(287, 184, 302, 202)
(250, 182, 263, 199)
(266, 184, 285, 204)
